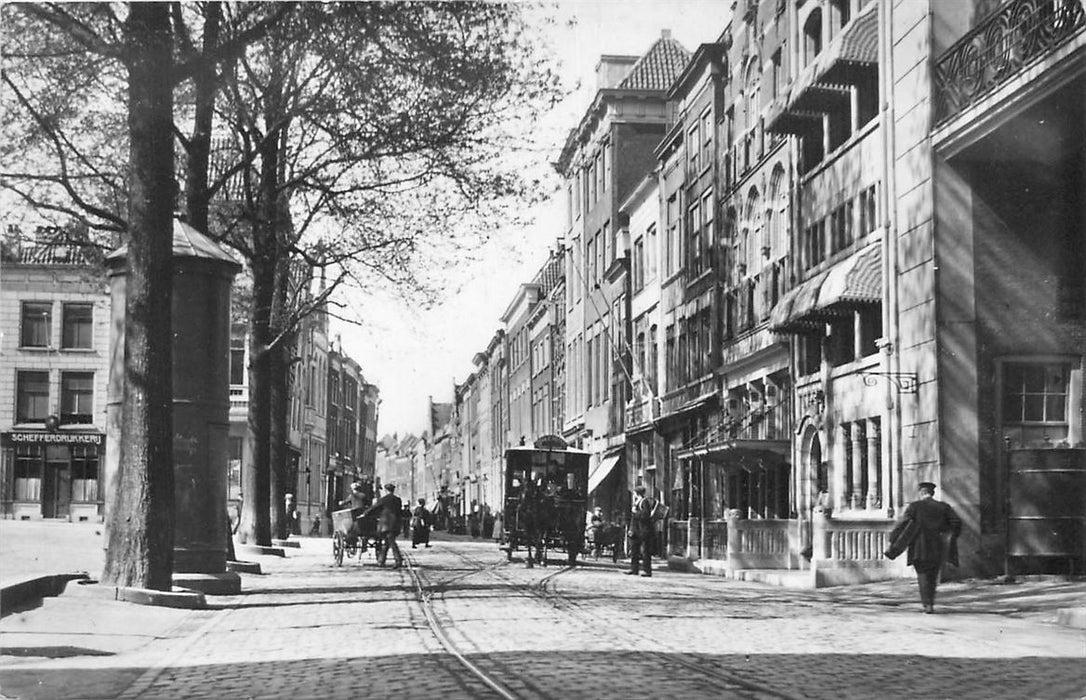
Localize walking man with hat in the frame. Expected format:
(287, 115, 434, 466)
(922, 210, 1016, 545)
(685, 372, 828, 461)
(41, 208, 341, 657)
(363, 483, 404, 569)
(885, 481, 962, 613)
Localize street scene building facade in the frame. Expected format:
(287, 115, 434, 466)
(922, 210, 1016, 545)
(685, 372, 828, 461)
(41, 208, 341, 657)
(2, 228, 381, 529)
(417, 0, 1085, 585)
(0, 235, 110, 522)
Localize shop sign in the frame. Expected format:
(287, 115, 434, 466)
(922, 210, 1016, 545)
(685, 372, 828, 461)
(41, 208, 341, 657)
(1, 431, 105, 447)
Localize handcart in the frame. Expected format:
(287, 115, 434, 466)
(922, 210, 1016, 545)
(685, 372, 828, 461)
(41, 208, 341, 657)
(331, 507, 378, 566)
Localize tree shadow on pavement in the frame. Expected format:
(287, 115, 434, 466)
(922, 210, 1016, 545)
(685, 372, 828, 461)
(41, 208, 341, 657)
(1, 649, 1082, 700)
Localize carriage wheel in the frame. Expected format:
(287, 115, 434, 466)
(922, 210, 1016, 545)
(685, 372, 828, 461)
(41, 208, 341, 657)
(333, 532, 345, 567)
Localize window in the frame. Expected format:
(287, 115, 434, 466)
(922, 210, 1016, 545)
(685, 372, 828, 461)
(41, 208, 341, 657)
(827, 316, 856, 367)
(588, 159, 597, 205)
(798, 333, 823, 375)
(71, 445, 99, 502)
(20, 302, 51, 348)
(230, 338, 246, 385)
(1002, 361, 1072, 448)
(771, 50, 783, 99)
(61, 371, 94, 424)
(858, 307, 882, 357)
(61, 303, 93, 349)
(830, 201, 854, 254)
(859, 184, 879, 236)
(703, 191, 715, 269)
(665, 325, 676, 390)
(632, 236, 645, 292)
(1003, 363, 1069, 423)
(804, 220, 826, 269)
(645, 223, 657, 281)
(688, 124, 700, 172)
(14, 445, 43, 501)
(803, 9, 823, 67)
(648, 325, 658, 393)
(16, 371, 49, 423)
(603, 142, 612, 190)
(688, 201, 702, 275)
(701, 109, 713, 164)
(666, 195, 680, 275)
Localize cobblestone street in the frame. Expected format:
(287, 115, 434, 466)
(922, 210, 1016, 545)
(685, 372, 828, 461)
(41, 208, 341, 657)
(1, 532, 1083, 700)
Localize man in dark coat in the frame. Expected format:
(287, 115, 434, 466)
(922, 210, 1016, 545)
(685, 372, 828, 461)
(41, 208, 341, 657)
(885, 481, 962, 613)
(625, 485, 657, 577)
(363, 483, 404, 569)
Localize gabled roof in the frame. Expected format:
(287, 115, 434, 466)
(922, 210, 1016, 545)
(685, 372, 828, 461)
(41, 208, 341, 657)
(618, 33, 693, 91)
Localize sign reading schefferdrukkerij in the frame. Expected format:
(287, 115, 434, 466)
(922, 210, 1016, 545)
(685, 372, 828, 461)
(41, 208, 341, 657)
(1, 431, 105, 447)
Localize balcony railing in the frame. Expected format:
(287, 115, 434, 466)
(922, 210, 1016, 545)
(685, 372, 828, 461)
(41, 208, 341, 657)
(660, 374, 717, 417)
(625, 394, 660, 429)
(934, 0, 1085, 123)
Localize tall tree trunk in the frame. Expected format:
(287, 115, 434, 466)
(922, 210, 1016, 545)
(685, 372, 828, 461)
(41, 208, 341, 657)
(270, 336, 290, 540)
(183, 1, 221, 234)
(238, 255, 273, 545)
(103, 3, 175, 590)
(238, 53, 287, 545)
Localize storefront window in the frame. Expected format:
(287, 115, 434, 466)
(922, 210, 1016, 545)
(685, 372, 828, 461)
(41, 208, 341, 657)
(16, 371, 50, 423)
(14, 445, 43, 501)
(70, 445, 99, 502)
(61, 303, 93, 349)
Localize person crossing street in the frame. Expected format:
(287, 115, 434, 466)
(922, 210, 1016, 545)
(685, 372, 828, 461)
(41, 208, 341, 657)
(362, 483, 404, 569)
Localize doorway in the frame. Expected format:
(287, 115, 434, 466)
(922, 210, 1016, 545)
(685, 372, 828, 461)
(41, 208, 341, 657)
(41, 458, 71, 518)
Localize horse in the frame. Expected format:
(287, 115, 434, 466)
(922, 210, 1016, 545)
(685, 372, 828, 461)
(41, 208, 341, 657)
(517, 483, 548, 568)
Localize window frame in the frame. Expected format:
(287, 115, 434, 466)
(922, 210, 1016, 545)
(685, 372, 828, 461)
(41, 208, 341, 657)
(61, 302, 94, 350)
(20, 302, 52, 348)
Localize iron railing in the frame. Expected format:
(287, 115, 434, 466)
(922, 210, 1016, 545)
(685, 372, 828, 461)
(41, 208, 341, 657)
(934, 0, 1085, 123)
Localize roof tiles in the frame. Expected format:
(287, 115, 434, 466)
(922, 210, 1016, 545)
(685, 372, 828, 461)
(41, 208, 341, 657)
(618, 34, 692, 91)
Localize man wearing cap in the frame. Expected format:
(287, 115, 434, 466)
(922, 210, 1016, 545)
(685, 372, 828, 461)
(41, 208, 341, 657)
(625, 485, 657, 577)
(363, 483, 404, 569)
(885, 481, 962, 613)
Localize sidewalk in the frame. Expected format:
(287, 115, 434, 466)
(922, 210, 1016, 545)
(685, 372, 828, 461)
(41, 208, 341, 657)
(3, 518, 1085, 627)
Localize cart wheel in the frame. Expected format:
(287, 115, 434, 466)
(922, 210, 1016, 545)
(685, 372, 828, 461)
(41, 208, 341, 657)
(333, 532, 345, 566)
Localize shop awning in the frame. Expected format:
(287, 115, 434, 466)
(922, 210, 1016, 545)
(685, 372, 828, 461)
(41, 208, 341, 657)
(764, 2, 878, 134)
(769, 242, 881, 333)
(588, 454, 622, 494)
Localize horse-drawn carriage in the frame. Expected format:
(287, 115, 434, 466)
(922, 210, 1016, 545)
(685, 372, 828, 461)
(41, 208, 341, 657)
(331, 507, 379, 566)
(501, 436, 590, 566)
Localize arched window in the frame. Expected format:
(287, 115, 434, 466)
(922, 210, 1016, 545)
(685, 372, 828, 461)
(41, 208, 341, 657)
(803, 8, 823, 67)
(744, 59, 761, 132)
(744, 187, 761, 273)
(768, 166, 787, 259)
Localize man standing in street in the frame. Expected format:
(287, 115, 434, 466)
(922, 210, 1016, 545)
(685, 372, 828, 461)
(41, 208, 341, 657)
(885, 481, 962, 613)
(625, 485, 656, 578)
(363, 483, 404, 569)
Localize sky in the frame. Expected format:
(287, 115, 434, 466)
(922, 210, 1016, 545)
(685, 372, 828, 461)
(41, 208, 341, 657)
(334, 1, 732, 438)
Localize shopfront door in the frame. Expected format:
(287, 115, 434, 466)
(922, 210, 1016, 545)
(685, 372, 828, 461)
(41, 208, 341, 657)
(42, 447, 71, 518)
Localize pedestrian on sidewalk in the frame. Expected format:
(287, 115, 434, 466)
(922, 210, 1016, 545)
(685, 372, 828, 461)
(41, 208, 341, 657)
(363, 483, 404, 569)
(411, 498, 432, 549)
(625, 485, 656, 577)
(884, 481, 962, 613)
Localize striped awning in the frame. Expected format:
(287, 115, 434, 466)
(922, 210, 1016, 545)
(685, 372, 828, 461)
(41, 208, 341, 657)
(765, 1, 879, 134)
(588, 454, 622, 494)
(769, 242, 882, 333)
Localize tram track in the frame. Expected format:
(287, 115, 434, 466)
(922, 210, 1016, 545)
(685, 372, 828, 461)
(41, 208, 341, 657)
(404, 549, 559, 700)
(415, 545, 804, 700)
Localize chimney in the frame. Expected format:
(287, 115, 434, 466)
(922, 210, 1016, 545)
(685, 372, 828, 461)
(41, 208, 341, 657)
(596, 54, 640, 90)
(661, 29, 672, 40)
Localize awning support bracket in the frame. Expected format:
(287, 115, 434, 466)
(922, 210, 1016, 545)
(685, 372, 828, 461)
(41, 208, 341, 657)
(859, 371, 918, 394)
